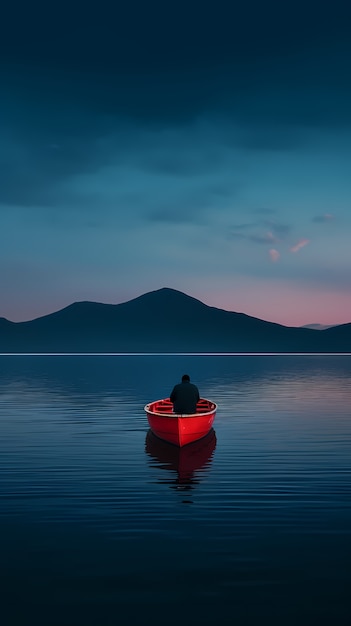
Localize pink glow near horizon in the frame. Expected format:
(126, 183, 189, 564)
(195, 283, 351, 327)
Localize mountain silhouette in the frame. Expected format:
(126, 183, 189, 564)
(0, 287, 350, 352)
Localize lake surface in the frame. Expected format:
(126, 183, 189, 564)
(1, 355, 351, 626)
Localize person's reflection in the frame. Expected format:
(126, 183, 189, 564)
(145, 429, 216, 494)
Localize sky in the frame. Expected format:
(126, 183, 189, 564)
(1, 0, 351, 326)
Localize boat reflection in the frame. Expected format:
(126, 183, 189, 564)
(145, 428, 217, 492)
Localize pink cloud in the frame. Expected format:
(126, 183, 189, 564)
(290, 239, 310, 253)
(269, 248, 280, 262)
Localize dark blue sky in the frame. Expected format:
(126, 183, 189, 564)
(1, 0, 351, 325)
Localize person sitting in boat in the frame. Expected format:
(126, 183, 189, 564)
(170, 374, 200, 414)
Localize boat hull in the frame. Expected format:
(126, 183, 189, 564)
(144, 398, 217, 447)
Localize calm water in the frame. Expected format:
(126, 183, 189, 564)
(1, 355, 351, 626)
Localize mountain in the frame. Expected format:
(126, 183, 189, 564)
(0, 287, 350, 353)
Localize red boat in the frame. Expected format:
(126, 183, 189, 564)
(144, 398, 217, 447)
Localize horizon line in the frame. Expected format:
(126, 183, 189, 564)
(1, 353, 351, 357)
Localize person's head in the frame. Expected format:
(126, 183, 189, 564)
(182, 374, 190, 382)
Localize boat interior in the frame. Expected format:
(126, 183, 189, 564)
(152, 398, 215, 414)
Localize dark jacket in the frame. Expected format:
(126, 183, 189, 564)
(170, 381, 200, 414)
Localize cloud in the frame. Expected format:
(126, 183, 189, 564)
(312, 213, 335, 223)
(0, 108, 121, 207)
(263, 220, 291, 236)
(290, 239, 310, 253)
(250, 231, 278, 244)
(269, 249, 280, 262)
(229, 218, 291, 245)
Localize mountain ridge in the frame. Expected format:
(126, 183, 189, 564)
(0, 287, 350, 353)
